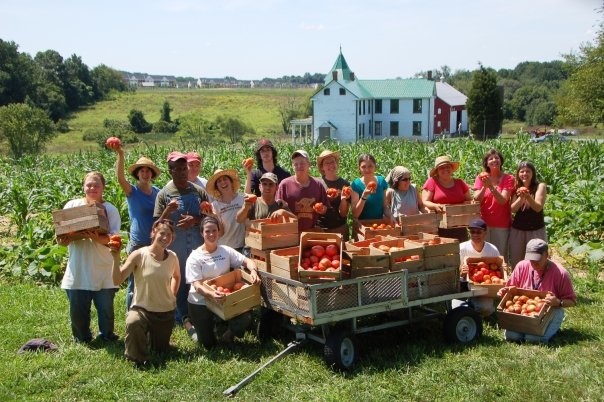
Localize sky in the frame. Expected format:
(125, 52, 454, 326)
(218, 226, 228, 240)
(1, 0, 602, 80)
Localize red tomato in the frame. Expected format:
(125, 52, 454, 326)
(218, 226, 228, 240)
(309, 255, 319, 264)
(311, 245, 325, 258)
(319, 258, 332, 269)
(105, 136, 121, 149)
(325, 244, 338, 257)
(331, 260, 340, 269)
(366, 181, 377, 191)
(341, 186, 352, 198)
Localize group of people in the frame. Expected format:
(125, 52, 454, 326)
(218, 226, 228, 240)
(57, 139, 576, 368)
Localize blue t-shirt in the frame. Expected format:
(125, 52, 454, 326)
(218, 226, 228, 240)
(351, 175, 388, 219)
(127, 185, 160, 246)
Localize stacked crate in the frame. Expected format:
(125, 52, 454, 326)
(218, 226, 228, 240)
(245, 216, 298, 273)
(438, 202, 480, 229)
(52, 202, 109, 236)
(398, 213, 438, 236)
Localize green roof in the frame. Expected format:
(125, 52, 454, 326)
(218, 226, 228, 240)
(358, 79, 435, 98)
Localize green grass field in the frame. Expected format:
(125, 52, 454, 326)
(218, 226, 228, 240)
(1, 278, 602, 401)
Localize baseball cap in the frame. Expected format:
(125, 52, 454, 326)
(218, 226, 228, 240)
(260, 172, 278, 183)
(167, 151, 187, 162)
(255, 138, 275, 153)
(525, 239, 548, 261)
(292, 150, 309, 160)
(185, 151, 201, 163)
(468, 218, 487, 230)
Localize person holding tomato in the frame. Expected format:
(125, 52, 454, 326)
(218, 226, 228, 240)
(473, 149, 515, 260)
(110, 219, 180, 368)
(57, 171, 121, 343)
(316, 150, 351, 241)
(109, 142, 161, 312)
(186, 216, 260, 348)
(236, 172, 295, 223)
(276, 150, 330, 232)
(350, 154, 390, 221)
(243, 138, 291, 196)
(498, 239, 576, 343)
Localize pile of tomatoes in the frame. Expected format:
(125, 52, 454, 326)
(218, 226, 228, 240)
(502, 294, 546, 317)
(208, 281, 249, 295)
(300, 244, 340, 271)
(374, 244, 420, 263)
(468, 261, 504, 284)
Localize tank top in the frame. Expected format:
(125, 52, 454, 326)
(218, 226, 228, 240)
(390, 186, 420, 217)
(512, 189, 545, 231)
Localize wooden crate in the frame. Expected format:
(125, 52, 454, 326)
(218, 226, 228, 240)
(405, 232, 460, 270)
(269, 247, 299, 280)
(466, 256, 507, 298)
(438, 202, 480, 228)
(52, 202, 109, 236)
(399, 212, 438, 236)
(297, 232, 343, 283)
(202, 269, 260, 320)
(369, 238, 424, 273)
(354, 219, 400, 241)
(244, 216, 299, 250)
(344, 235, 392, 251)
(496, 288, 554, 336)
(250, 248, 270, 272)
(341, 249, 390, 278)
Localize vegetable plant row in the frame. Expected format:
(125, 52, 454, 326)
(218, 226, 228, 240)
(0, 135, 602, 284)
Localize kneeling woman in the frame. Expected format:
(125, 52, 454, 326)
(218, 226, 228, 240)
(111, 219, 180, 366)
(186, 216, 260, 348)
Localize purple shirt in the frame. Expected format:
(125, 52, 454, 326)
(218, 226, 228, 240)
(276, 176, 330, 231)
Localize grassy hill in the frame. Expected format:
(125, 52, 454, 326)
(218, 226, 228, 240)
(49, 88, 314, 153)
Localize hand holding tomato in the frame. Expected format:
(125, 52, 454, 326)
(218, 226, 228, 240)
(341, 186, 352, 199)
(105, 137, 121, 150)
(313, 202, 327, 215)
(200, 200, 213, 214)
(326, 188, 339, 199)
(366, 181, 377, 192)
(244, 194, 257, 204)
(242, 157, 254, 170)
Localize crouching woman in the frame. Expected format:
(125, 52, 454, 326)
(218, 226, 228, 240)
(186, 216, 260, 348)
(111, 219, 180, 367)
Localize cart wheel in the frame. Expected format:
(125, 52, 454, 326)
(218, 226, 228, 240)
(323, 330, 358, 371)
(443, 306, 482, 343)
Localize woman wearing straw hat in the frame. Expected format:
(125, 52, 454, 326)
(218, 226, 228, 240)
(316, 149, 351, 241)
(422, 155, 472, 241)
(206, 169, 246, 253)
(110, 145, 161, 311)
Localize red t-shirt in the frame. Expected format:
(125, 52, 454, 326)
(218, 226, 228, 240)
(423, 177, 469, 204)
(473, 173, 515, 228)
(506, 260, 576, 302)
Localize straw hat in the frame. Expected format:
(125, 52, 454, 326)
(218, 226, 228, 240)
(127, 157, 161, 179)
(316, 150, 340, 170)
(429, 155, 459, 177)
(206, 169, 241, 199)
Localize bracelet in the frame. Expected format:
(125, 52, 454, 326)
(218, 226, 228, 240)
(361, 197, 367, 201)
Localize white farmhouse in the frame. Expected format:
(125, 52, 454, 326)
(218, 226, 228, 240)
(310, 51, 437, 143)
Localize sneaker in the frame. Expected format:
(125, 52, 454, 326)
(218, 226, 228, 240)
(187, 326, 198, 342)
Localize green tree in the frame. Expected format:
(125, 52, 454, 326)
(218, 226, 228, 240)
(556, 22, 604, 125)
(215, 115, 255, 144)
(278, 96, 308, 134)
(0, 103, 56, 158)
(128, 109, 152, 134)
(0, 39, 35, 106)
(91, 64, 127, 100)
(466, 64, 503, 139)
(160, 101, 172, 122)
(29, 50, 68, 121)
(63, 54, 94, 109)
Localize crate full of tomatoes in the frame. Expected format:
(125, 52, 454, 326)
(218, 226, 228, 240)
(466, 256, 507, 298)
(496, 288, 554, 336)
(355, 219, 400, 240)
(202, 269, 261, 320)
(297, 232, 343, 283)
(369, 238, 424, 273)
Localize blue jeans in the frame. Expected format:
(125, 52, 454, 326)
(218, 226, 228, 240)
(125, 242, 148, 312)
(65, 288, 117, 343)
(170, 226, 203, 325)
(504, 307, 566, 343)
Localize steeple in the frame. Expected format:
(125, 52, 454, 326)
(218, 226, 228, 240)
(325, 48, 355, 85)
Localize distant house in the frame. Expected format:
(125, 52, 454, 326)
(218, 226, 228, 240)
(434, 79, 468, 136)
(310, 51, 437, 143)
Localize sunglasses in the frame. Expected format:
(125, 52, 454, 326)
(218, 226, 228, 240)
(400, 177, 411, 182)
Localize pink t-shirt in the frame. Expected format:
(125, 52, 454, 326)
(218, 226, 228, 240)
(473, 173, 515, 228)
(506, 260, 576, 302)
(423, 177, 469, 204)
